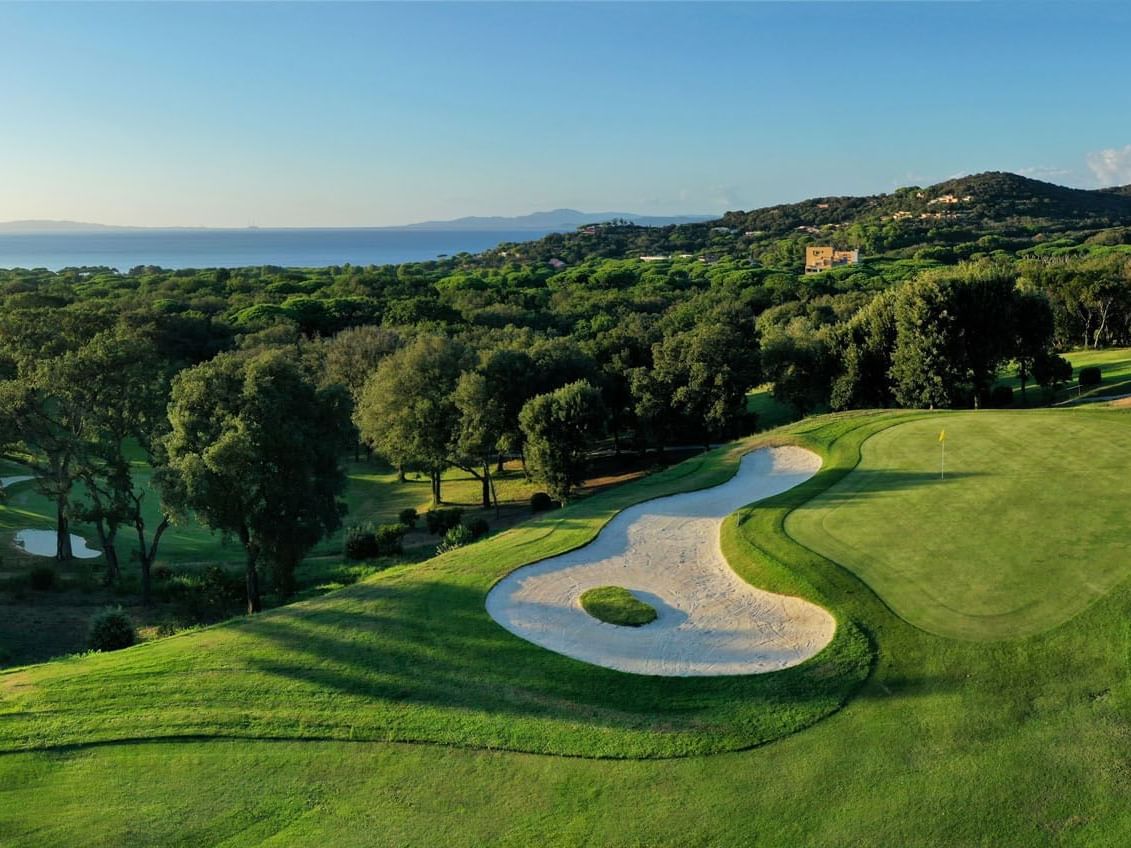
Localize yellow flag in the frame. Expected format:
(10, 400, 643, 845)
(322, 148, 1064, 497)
(938, 429, 946, 443)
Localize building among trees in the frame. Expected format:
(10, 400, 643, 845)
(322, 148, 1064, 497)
(805, 246, 860, 274)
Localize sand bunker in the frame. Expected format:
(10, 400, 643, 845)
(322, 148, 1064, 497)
(486, 446, 835, 676)
(14, 529, 102, 559)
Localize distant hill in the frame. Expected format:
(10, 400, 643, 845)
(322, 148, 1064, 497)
(0, 211, 715, 234)
(717, 171, 1131, 233)
(0, 220, 134, 233)
(401, 209, 715, 231)
(495, 172, 1131, 266)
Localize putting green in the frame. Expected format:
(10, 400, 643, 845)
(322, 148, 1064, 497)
(786, 409, 1131, 640)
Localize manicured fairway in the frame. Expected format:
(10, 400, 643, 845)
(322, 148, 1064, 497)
(1, 410, 1129, 847)
(786, 409, 1131, 639)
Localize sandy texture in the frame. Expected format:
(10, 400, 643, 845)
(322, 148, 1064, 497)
(1, 476, 33, 489)
(14, 530, 102, 559)
(486, 446, 835, 676)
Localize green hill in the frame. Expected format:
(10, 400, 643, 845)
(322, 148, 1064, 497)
(2, 408, 1130, 846)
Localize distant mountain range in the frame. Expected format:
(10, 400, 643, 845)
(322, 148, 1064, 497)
(0, 210, 715, 234)
(400, 210, 715, 231)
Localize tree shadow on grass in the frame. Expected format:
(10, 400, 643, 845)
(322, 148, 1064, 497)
(786, 470, 987, 507)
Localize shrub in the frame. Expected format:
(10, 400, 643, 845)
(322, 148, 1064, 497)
(425, 508, 464, 536)
(1079, 366, 1102, 387)
(374, 523, 407, 556)
(344, 525, 378, 560)
(989, 385, 1013, 407)
(200, 565, 244, 607)
(398, 507, 418, 528)
(152, 565, 174, 581)
(530, 492, 555, 513)
(467, 518, 489, 540)
(436, 524, 474, 554)
(28, 566, 55, 591)
(88, 607, 137, 652)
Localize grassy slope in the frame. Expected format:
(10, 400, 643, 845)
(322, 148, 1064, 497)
(786, 409, 1131, 639)
(999, 345, 1131, 404)
(0, 410, 1129, 846)
(0, 433, 871, 759)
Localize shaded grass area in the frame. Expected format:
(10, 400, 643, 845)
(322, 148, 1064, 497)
(786, 409, 1131, 639)
(0, 426, 874, 759)
(746, 383, 799, 430)
(998, 345, 1131, 405)
(579, 586, 658, 627)
(2, 409, 1131, 846)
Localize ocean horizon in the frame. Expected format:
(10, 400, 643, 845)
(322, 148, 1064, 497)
(0, 228, 558, 272)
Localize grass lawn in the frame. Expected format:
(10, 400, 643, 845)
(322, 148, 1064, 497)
(0, 409, 1129, 846)
(786, 409, 1131, 639)
(579, 585, 658, 627)
(746, 383, 798, 430)
(998, 345, 1131, 404)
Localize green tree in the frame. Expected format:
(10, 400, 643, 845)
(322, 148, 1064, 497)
(761, 319, 835, 416)
(650, 321, 760, 443)
(163, 351, 352, 612)
(519, 380, 605, 503)
(65, 329, 172, 596)
(1012, 293, 1055, 401)
(354, 336, 473, 504)
(451, 371, 504, 510)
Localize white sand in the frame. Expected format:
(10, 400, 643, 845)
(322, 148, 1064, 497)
(1, 475, 33, 489)
(13, 529, 102, 559)
(486, 446, 836, 676)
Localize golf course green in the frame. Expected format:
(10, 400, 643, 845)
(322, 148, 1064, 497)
(1, 408, 1129, 846)
(787, 410, 1131, 639)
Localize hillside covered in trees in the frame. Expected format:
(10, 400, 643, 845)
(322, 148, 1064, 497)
(2, 171, 1131, 616)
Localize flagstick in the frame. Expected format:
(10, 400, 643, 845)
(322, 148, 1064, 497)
(940, 439, 945, 480)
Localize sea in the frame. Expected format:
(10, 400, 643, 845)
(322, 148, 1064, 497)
(0, 228, 559, 272)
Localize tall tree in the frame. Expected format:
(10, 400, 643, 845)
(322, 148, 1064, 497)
(354, 336, 472, 505)
(64, 329, 173, 598)
(519, 380, 605, 503)
(163, 351, 352, 612)
(451, 371, 504, 510)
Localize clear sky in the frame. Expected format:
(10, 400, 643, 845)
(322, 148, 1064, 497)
(2, 1, 1130, 228)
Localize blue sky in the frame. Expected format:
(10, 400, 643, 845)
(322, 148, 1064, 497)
(2, 1, 1130, 227)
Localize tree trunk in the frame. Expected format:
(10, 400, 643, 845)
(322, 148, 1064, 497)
(94, 518, 120, 586)
(480, 466, 491, 510)
(239, 526, 262, 614)
(398, 464, 407, 483)
(431, 470, 442, 505)
(136, 514, 170, 607)
(55, 495, 73, 561)
(496, 453, 505, 474)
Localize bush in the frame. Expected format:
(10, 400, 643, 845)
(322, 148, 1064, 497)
(989, 385, 1013, 407)
(344, 525, 378, 560)
(1079, 366, 1102, 387)
(88, 607, 137, 652)
(345, 523, 407, 559)
(468, 518, 490, 540)
(436, 524, 474, 555)
(425, 508, 464, 536)
(398, 507, 418, 529)
(374, 523, 407, 556)
(200, 565, 244, 608)
(28, 566, 55, 591)
(152, 565, 174, 581)
(530, 492, 555, 513)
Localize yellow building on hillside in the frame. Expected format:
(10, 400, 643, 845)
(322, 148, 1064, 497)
(805, 246, 860, 274)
